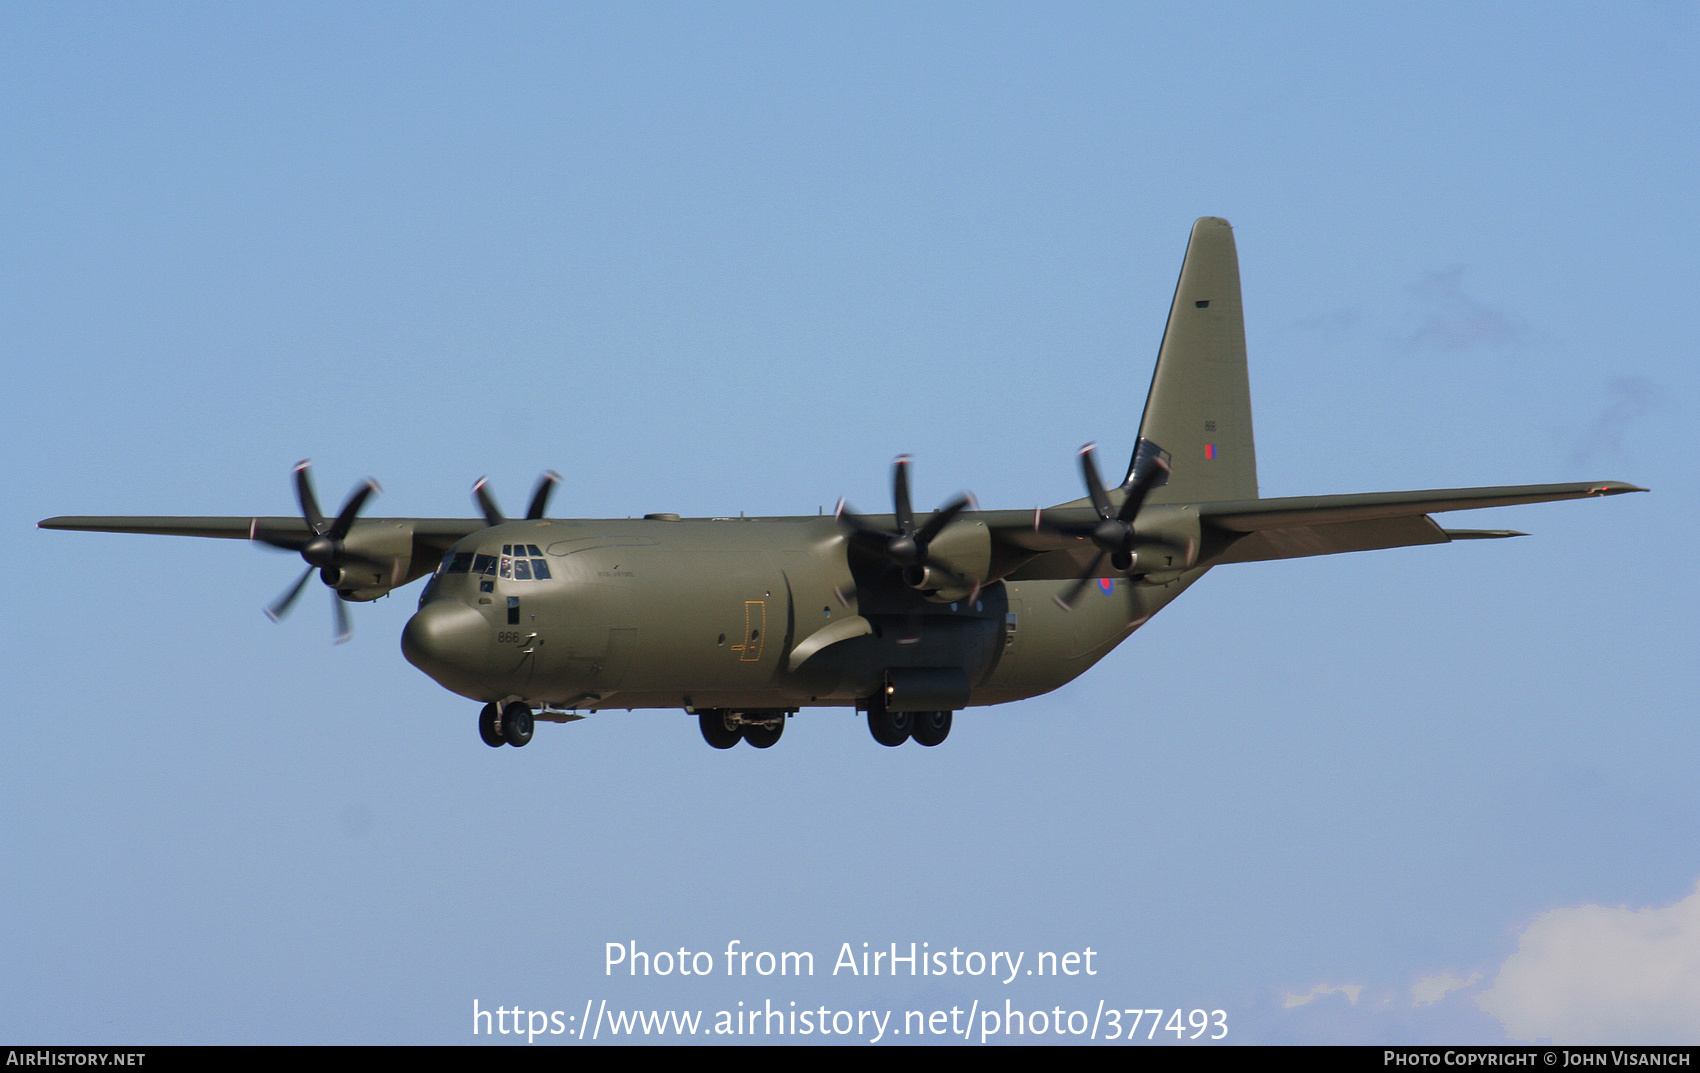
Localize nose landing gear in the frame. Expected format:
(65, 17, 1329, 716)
(478, 701, 536, 748)
(479, 703, 504, 747)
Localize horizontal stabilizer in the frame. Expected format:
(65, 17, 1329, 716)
(1442, 529, 1526, 539)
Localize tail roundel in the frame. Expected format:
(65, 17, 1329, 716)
(1134, 217, 1259, 505)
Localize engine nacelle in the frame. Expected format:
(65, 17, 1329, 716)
(1128, 506, 1200, 584)
(321, 521, 422, 601)
(908, 519, 992, 602)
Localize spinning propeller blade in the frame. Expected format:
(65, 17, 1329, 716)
(473, 471, 562, 527)
(257, 460, 381, 642)
(1039, 439, 1172, 610)
(836, 456, 976, 593)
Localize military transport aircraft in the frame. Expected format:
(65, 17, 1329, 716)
(39, 218, 1643, 751)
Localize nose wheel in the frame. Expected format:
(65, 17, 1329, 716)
(479, 703, 504, 747)
(478, 702, 535, 747)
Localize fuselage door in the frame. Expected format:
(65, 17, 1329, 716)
(734, 600, 766, 662)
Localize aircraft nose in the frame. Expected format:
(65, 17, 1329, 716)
(402, 600, 487, 679)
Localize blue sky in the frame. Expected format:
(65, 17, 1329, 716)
(3, 3, 1695, 1044)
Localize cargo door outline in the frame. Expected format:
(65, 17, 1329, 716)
(730, 600, 766, 662)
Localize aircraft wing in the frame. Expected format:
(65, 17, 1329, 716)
(1194, 480, 1643, 531)
(41, 479, 1644, 581)
(1193, 480, 1646, 566)
(37, 516, 490, 553)
(986, 479, 1645, 579)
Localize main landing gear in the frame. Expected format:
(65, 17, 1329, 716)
(867, 701, 953, 747)
(698, 709, 787, 749)
(479, 701, 535, 748)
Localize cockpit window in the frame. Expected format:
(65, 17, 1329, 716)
(478, 548, 552, 582)
(446, 552, 475, 574)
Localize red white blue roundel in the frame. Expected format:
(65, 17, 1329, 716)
(1097, 577, 1115, 594)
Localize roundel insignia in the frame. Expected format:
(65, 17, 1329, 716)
(1097, 577, 1115, 594)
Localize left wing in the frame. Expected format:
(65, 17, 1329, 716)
(37, 515, 487, 551)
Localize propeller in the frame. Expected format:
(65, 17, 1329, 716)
(472, 471, 561, 526)
(1039, 439, 1171, 610)
(835, 455, 977, 595)
(254, 460, 381, 643)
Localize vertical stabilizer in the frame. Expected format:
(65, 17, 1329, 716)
(1135, 217, 1258, 504)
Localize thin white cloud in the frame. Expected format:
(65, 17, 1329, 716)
(1476, 882, 1700, 1043)
(1412, 970, 1481, 1007)
(1283, 982, 1363, 1009)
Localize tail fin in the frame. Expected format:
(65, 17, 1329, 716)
(1134, 217, 1259, 504)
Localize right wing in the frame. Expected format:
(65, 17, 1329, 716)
(981, 480, 1644, 578)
